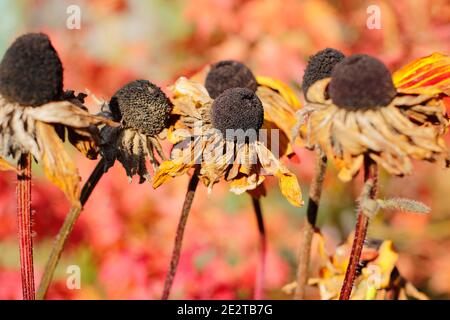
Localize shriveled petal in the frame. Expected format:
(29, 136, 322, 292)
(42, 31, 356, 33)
(229, 174, 265, 195)
(256, 76, 301, 108)
(26, 100, 116, 128)
(169, 77, 213, 123)
(335, 154, 364, 182)
(256, 142, 303, 206)
(68, 127, 99, 160)
(152, 159, 194, 188)
(393, 52, 450, 95)
(35, 121, 81, 207)
(276, 171, 303, 207)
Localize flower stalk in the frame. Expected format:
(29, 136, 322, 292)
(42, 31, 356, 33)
(340, 156, 378, 300)
(17, 152, 35, 300)
(37, 158, 106, 300)
(162, 167, 200, 300)
(251, 197, 266, 300)
(295, 150, 327, 299)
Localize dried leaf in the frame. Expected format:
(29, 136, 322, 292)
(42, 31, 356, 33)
(35, 121, 81, 207)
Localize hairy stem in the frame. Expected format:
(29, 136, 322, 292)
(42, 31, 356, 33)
(162, 168, 200, 300)
(17, 153, 35, 300)
(295, 151, 327, 300)
(252, 197, 266, 300)
(339, 157, 378, 300)
(37, 159, 105, 300)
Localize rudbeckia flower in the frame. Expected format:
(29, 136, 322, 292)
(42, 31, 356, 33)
(0, 32, 113, 300)
(155, 63, 302, 299)
(37, 79, 173, 299)
(294, 48, 345, 300)
(296, 52, 450, 300)
(0, 33, 111, 204)
(99, 79, 172, 183)
(154, 80, 302, 205)
(297, 54, 449, 182)
(191, 60, 302, 156)
(286, 233, 428, 300)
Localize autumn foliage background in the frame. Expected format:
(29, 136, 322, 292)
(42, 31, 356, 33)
(1, 0, 450, 299)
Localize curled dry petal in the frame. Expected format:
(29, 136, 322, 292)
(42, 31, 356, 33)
(35, 121, 81, 207)
(25, 100, 117, 128)
(255, 142, 303, 207)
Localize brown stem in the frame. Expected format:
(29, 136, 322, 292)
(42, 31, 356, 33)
(17, 153, 35, 300)
(161, 167, 200, 300)
(251, 197, 266, 300)
(295, 151, 327, 300)
(339, 156, 378, 300)
(37, 159, 105, 300)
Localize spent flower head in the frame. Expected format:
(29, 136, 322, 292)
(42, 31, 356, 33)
(0, 33, 113, 205)
(99, 79, 172, 183)
(154, 78, 302, 206)
(296, 53, 450, 181)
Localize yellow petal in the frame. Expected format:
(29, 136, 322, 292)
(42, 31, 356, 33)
(393, 52, 450, 95)
(0, 157, 19, 173)
(275, 171, 303, 207)
(371, 240, 398, 288)
(35, 121, 81, 207)
(256, 142, 303, 206)
(152, 159, 193, 188)
(256, 76, 301, 108)
(229, 174, 265, 194)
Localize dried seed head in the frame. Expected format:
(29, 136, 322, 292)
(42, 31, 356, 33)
(0, 33, 63, 106)
(329, 54, 396, 110)
(211, 88, 264, 137)
(109, 80, 172, 136)
(302, 48, 345, 97)
(205, 60, 258, 99)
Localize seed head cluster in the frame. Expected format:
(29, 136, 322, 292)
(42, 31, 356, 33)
(0, 33, 63, 106)
(205, 60, 258, 99)
(329, 54, 396, 110)
(109, 80, 172, 136)
(302, 48, 345, 97)
(211, 88, 264, 138)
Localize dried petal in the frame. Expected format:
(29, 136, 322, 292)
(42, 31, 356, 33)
(35, 121, 81, 206)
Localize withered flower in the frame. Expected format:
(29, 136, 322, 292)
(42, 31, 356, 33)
(99, 79, 172, 183)
(38, 79, 172, 300)
(285, 233, 428, 300)
(0, 33, 111, 205)
(294, 48, 345, 300)
(296, 53, 450, 300)
(154, 79, 302, 206)
(298, 54, 449, 182)
(156, 69, 302, 299)
(192, 60, 301, 154)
